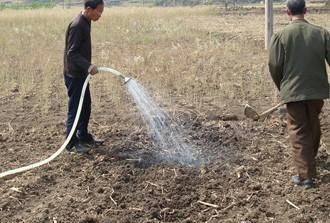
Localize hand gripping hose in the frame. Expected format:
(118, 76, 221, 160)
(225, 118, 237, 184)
(0, 67, 130, 180)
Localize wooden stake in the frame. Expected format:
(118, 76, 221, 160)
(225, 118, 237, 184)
(265, 0, 274, 49)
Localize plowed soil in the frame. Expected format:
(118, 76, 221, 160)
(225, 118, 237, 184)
(0, 84, 329, 223)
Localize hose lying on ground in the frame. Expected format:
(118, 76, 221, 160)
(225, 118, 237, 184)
(0, 66, 130, 180)
(0, 75, 91, 179)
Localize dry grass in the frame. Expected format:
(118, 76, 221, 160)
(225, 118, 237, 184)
(0, 6, 329, 114)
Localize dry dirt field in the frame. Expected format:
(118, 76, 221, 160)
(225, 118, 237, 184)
(0, 6, 329, 223)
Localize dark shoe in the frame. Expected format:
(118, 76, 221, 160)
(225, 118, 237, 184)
(66, 145, 74, 151)
(65, 137, 79, 151)
(291, 175, 314, 188)
(79, 133, 104, 146)
(67, 143, 92, 153)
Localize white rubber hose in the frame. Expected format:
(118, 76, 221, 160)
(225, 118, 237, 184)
(98, 67, 123, 78)
(98, 67, 131, 83)
(0, 74, 91, 179)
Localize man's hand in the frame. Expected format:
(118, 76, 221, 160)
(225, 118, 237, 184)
(88, 64, 98, 75)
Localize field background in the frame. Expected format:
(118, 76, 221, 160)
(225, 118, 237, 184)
(0, 4, 329, 223)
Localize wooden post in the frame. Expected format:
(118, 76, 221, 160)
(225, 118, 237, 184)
(265, 0, 273, 49)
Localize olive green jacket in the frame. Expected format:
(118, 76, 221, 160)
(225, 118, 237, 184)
(268, 19, 330, 103)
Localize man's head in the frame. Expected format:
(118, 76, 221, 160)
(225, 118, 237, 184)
(83, 0, 104, 21)
(286, 0, 306, 16)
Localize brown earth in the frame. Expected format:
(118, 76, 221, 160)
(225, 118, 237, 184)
(0, 6, 329, 223)
(0, 81, 329, 223)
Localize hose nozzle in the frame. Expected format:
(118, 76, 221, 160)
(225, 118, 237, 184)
(124, 76, 131, 84)
(98, 66, 131, 84)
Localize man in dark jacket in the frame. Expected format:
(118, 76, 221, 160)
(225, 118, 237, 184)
(64, 0, 104, 153)
(268, 0, 330, 187)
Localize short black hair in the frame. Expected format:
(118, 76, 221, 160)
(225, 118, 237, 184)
(287, 0, 305, 15)
(84, 0, 104, 9)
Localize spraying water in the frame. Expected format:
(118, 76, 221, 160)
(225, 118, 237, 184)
(126, 80, 201, 166)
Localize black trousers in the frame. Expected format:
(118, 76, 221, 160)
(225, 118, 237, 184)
(64, 75, 91, 148)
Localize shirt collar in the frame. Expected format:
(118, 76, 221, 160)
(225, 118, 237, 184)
(291, 18, 308, 24)
(80, 12, 91, 26)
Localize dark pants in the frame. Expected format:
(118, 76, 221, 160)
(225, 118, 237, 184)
(64, 75, 91, 148)
(286, 100, 324, 179)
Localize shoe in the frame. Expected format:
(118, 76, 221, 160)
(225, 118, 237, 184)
(79, 133, 104, 146)
(65, 137, 78, 151)
(291, 175, 314, 188)
(67, 143, 92, 153)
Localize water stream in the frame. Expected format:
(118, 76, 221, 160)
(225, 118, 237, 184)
(126, 80, 201, 166)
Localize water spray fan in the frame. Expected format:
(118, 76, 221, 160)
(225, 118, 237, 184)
(98, 66, 131, 84)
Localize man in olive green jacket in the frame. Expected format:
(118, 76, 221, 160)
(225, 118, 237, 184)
(268, 0, 330, 188)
